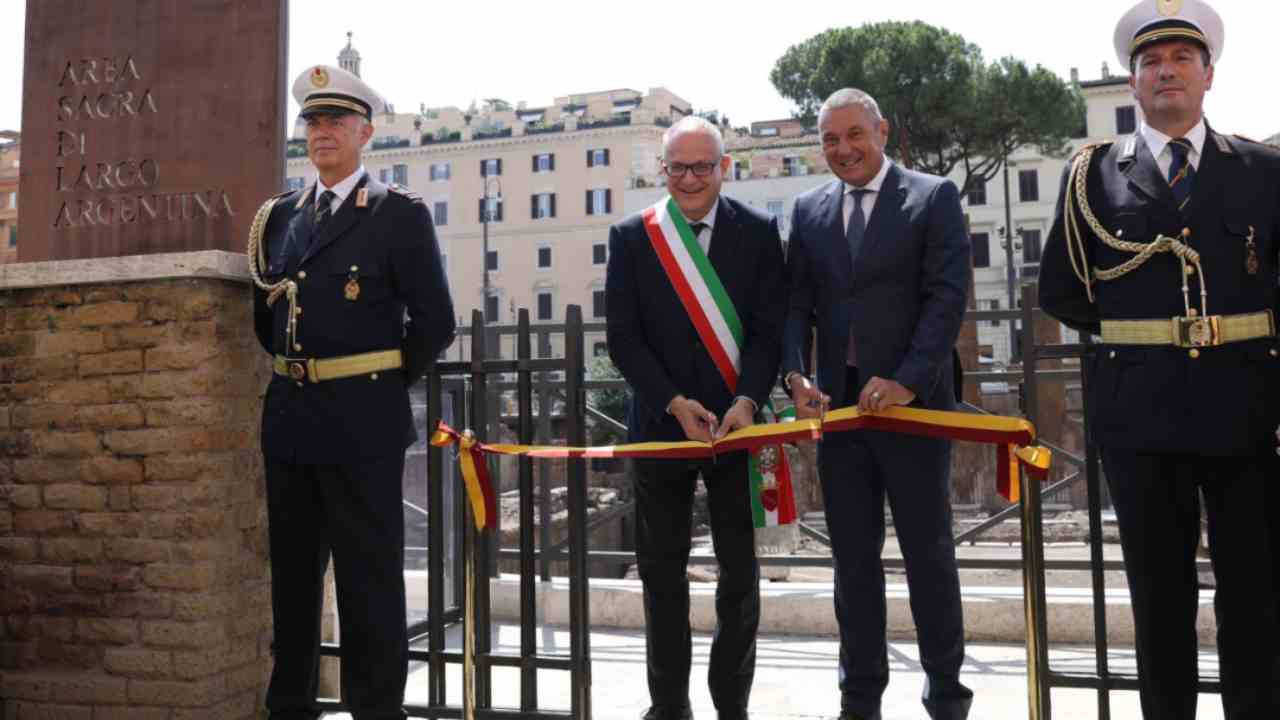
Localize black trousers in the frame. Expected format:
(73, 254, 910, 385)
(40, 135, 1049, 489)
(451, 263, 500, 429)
(814, 367, 972, 720)
(263, 456, 410, 720)
(1102, 448, 1280, 720)
(633, 452, 760, 714)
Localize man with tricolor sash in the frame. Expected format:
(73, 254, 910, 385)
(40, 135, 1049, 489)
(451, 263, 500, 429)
(782, 89, 973, 720)
(606, 116, 786, 720)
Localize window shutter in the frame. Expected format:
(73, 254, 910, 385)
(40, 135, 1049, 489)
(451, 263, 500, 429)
(603, 148, 610, 166)
(496, 158, 503, 175)
(531, 194, 538, 219)
(532, 155, 539, 172)
(605, 189, 612, 214)
(549, 153, 555, 171)
(478, 198, 485, 221)
(496, 201, 503, 222)
(585, 190, 593, 215)
(550, 193, 556, 218)
(480, 160, 486, 177)
(586, 149, 594, 168)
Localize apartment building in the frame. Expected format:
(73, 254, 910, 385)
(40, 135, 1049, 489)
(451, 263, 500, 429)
(285, 40, 692, 359)
(0, 131, 19, 265)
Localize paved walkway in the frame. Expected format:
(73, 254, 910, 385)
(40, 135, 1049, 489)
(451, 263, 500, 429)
(326, 624, 1226, 720)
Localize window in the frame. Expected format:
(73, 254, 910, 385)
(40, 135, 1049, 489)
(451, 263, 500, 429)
(479, 197, 504, 222)
(1022, 229, 1043, 264)
(378, 167, 392, 183)
(533, 153, 555, 172)
(537, 246, 552, 268)
(285, 176, 305, 192)
(1115, 105, 1137, 135)
(432, 201, 448, 227)
(587, 148, 610, 167)
(537, 292, 553, 321)
(971, 232, 990, 268)
(481, 158, 502, 177)
(1018, 170, 1039, 203)
(393, 164, 409, 186)
(758, 127, 779, 137)
(7, 224, 15, 248)
(784, 156, 805, 176)
(766, 200, 784, 218)
(485, 250, 499, 271)
(985, 299, 1002, 327)
(592, 243, 607, 265)
(586, 188, 612, 216)
(531, 192, 556, 219)
(484, 294, 499, 323)
(592, 290, 607, 318)
(7, 192, 15, 208)
(966, 179, 987, 206)
(593, 342, 608, 357)
(430, 162, 450, 181)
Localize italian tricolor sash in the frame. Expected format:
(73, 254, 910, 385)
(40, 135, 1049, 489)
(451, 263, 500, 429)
(641, 196, 743, 392)
(641, 195, 798, 552)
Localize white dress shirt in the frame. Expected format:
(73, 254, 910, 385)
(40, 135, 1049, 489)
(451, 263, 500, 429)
(687, 201, 719, 256)
(315, 165, 368, 214)
(842, 157, 894, 234)
(1140, 119, 1206, 178)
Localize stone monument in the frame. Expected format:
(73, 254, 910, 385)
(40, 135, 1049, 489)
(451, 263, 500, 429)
(2, 2, 286, 718)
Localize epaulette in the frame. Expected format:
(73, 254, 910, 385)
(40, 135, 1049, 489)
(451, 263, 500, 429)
(1071, 140, 1113, 160)
(1233, 133, 1280, 152)
(387, 183, 422, 202)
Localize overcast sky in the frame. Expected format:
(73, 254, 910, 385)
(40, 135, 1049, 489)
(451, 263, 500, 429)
(1, 0, 1276, 140)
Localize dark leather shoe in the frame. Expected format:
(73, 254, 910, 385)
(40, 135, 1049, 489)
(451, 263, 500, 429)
(641, 705, 693, 720)
(834, 712, 877, 720)
(717, 713, 748, 720)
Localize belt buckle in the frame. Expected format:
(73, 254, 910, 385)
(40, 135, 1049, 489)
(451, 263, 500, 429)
(286, 359, 308, 382)
(1172, 315, 1221, 347)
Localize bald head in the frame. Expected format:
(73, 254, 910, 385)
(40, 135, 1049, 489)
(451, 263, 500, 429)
(662, 116, 725, 161)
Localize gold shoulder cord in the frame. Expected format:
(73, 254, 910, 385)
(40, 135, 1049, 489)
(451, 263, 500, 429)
(1062, 145, 1208, 318)
(246, 198, 304, 353)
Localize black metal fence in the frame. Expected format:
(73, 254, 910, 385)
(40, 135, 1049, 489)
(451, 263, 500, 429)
(311, 292, 1218, 720)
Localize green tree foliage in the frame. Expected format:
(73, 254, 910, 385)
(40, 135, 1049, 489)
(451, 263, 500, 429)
(770, 21, 1085, 192)
(587, 355, 630, 445)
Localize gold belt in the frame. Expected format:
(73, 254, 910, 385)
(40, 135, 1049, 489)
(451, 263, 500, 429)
(273, 349, 403, 383)
(1100, 310, 1275, 348)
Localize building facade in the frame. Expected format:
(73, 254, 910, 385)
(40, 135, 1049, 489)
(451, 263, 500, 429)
(0, 131, 19, 265)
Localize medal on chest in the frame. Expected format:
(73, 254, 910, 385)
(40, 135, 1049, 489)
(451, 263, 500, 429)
(1245, 226, 1259, 276)
(344, 266, 361, 301)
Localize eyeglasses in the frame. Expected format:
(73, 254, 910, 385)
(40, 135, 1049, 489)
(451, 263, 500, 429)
(663, 161, 718, 178)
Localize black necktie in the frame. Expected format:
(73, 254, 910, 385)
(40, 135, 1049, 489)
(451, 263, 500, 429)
(690, 222, 709, 253)
(846, 188, 871, 265)
(315, 189, 336, 229)
(1167, 139, 1195, 211)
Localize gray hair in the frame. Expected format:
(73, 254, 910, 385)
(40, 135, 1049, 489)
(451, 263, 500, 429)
(818, 88, 884, 126)
(662, 116, 725, 160)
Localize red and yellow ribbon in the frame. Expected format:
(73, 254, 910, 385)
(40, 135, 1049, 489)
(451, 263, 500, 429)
(431, 405, 1052, 529)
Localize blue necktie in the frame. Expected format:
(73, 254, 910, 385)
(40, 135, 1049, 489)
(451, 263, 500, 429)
(1167, 139, 1194, 211)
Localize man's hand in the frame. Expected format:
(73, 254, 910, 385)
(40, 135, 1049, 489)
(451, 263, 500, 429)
(669, 395, 719, 443)
(715, 397, 756, 440)
(788, 373, 830, 420)
(858, 376, 915, 413)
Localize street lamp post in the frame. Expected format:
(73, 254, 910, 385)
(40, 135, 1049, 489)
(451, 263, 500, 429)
(1000, 155, 1021, 361)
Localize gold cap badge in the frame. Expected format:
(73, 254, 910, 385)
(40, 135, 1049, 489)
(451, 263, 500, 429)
(1157, 0, 1183, 16)
(311, 67, 329, 88)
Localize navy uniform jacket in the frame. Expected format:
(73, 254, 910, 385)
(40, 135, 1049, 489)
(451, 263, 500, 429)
(605, 195, 786, 443)
(1039, 128, 1280, 456)
(253, 174, 456, 464)
(780, 168, 971, 411)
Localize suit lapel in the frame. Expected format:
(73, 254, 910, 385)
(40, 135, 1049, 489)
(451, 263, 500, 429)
(816, 179, 852, 281)
(706, 196, 737, 279)
(1180, 127, 1231, 220)
(855, 164, 905, 268)
(301, 173, 371, 266)
(1122, 132, 1179, 214)
(287, 190, 316, 267)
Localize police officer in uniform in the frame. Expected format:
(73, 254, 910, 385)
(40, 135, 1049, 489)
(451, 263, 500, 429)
(1039, 1, 1280, 717)
(247, 64, 455, 720)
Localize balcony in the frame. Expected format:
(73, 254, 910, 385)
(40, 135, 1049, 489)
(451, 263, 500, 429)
(421, 131, 462, 145)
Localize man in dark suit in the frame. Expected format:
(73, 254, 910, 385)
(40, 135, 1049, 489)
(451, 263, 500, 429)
(606, 116, 786, 720)
(1039, 2, 1280, 717)
(781, 88, 972, 720)
(249, 64, 455, 720)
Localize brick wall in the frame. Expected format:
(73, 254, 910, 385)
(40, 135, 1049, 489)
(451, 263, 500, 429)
(0, 277, 272, 719)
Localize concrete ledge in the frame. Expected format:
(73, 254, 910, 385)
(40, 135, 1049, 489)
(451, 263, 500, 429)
(407, 573, 1216, 647)
(0, 250, 249, 289)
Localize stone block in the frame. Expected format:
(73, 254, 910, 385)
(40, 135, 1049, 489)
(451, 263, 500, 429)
(82, 458, 144, 486)
(131, 485, 183, 511)
(2, 484, 44, 509)
(102, 647, 172, 679)
(11, 405, 79, 431)
(39, 538, 103, 563)
(76, 618, 138, 645)
(45, 380, 111, 406)
(79, 351, 144, 378)
(45, 675, 128, 704)
(103, 325, 172, 350)
(14, 511, 76, 535)
(145, 345, 220, 372)
(70, 303, 139, 329)
(140, 620, 225, 650)
(142, 563, 216, 592)
(13, 702, 93, 720)
(33, 433, 100, 459)
(34, 331, 105, 357)
(102, 593, 171, 620)
(73, 566, 141, 593)
(43, 485, 107, 511)
(0, 537, 41, 562)
(77, 513, 145, 538)
(104, 538, 171, 564)
(75, 405, 144, 431)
